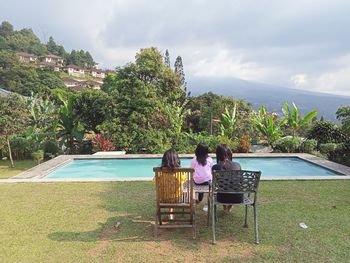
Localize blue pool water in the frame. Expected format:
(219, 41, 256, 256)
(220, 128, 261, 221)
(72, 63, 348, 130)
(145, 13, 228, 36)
(46, 157, 339, 180)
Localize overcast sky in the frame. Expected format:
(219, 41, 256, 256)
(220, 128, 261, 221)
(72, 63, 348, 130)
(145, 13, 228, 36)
(1, 0, 350, 96)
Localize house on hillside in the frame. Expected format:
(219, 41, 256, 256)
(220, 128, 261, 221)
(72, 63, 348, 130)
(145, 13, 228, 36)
(17, 52, 38, 63)
(63, 78, 102, 91)
(63, 78, 81, 88)
(38, 62, 61, 72)
(90, 69, 106, 79)
(41, 54, 64, 66)
(63, 65, 85, 77)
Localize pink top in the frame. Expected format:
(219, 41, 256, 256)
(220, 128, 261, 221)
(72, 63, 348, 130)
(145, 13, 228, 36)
(191, 156, 213, 184)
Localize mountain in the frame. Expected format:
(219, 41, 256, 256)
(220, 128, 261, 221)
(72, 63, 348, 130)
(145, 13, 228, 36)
(187, 77, 350, 122)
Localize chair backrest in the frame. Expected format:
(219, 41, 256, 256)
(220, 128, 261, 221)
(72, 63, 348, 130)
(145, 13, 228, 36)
(153, 167, 194, 204)
(212, 170, 261, 194)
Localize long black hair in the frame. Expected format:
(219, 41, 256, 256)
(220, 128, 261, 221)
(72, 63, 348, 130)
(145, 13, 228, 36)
(161, 148, 181, 169)
(195, 142, 209, 166)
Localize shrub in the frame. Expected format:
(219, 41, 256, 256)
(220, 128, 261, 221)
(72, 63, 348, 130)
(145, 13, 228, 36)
(9, 136, 36, 160)
(32, 150, 44, 164)
(319, 143, 338, 159)
(274, 136, 302, 153)
(238, 135, 250, 153)
(301, 139, 317, 153)
(42, 140, 60, 159)
(307, 121, 347, 146)
(91, 134, 115, 152)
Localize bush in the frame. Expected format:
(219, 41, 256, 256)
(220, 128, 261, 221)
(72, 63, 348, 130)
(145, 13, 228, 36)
(274, 136, 302, 153)
(42, 140, 60, 159)
(238, 135, 250, 153)
(9, 136, 36, 160)
(301, 139, 317, 153)
(319, 143, 338, 159)
(91, 134, 115, 152)
(307, 121, 347, 146)
(32, 150, 44, 164)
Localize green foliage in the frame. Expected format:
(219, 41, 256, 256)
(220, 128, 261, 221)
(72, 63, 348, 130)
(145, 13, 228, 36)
(74, 90, 115, 132)
(254, 106, 283, 147)
(9, 136, 35, 160)
(319, 143, 338, 159)
(219, 104, 237, 139)
(100, 47, 186, 153)
(0, 94, 30, 166)
(336, 106, 350, 135)
(282, 102, 318, 137)
(274, 136, 302, 153)
(301, 139, 317, 153)
(67, 49, 96, 68)
(57, 94, 85, 154)
(307, 121, 348, 145)
(31, 150, 44, 164)
(46, 36, 67, 58)
(42, 140, 61, 159)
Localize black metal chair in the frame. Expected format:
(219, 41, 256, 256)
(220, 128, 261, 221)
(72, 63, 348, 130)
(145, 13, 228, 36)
(210, 170, 262, 244)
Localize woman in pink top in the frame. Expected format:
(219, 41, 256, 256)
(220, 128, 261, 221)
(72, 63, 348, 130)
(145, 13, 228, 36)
(191, 143, 213, 203)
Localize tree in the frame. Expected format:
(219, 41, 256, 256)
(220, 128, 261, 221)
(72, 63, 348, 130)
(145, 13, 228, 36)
(254, 106, 283, 147)
(101, 47, 186, 152)
(174, 56, 186, 88)
(0, 95, 30, 167)
(0, 21, 14, 37)
(57, 94, 85, 153)
(219, 104, 237, 139)
(282, 102, 318, 137)
(73, 90, 115, 132)
(336, 106, 350, 135)
(164, 49, 170, 67)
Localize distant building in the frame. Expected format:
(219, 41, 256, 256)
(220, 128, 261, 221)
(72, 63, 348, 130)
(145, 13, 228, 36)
(90, 69, 106, 79)
(38, 62, 61, 72)
(63, 78, 102, 91)
(41, 54, 64, 66)
(17, 52, 38, 63)
(63, 65, 85, 77)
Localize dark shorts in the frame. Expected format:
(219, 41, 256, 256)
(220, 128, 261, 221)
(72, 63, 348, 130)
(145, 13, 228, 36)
(217, 193, 243, 203)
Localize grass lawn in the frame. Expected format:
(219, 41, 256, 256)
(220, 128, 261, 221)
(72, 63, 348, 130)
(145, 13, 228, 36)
(0, 180, 349, 262)
(0, 160, 36, 179)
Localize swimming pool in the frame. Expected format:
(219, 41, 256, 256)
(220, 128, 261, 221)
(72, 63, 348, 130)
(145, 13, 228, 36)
(45, 157, 340, 180)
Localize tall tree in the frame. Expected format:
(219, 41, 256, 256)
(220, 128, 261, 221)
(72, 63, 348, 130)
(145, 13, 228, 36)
(0, 95, 30, 167)
(164, 49, 171, 67)
(336, 106, 350, 135)
(0, 21, 14, 37)
(174, 56, 186, 88)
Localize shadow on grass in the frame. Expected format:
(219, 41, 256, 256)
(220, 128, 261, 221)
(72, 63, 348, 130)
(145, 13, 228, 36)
(48, 182, 256, 245)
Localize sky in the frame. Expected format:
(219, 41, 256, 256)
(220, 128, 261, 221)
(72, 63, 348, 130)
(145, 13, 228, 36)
(1, 0, 350, 96)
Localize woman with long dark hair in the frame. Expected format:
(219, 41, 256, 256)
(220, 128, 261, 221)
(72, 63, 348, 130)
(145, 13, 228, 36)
(212, 144, 242, 211)
(191, 142, 213, 203)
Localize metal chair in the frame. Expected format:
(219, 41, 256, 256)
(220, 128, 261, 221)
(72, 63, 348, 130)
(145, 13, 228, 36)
(153, 167, 196, 239)
(210, 169, 261, 244)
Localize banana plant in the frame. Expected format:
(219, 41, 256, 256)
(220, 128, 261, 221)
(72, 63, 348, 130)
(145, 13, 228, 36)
(254, 106, 284, 147)
(282, 102, 318, 137)
(57, 94, 85, 153)
(219, 104, 237, 139)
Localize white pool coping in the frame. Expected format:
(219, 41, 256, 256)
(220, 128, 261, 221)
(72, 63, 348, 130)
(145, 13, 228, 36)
(1, 153, 349, 183)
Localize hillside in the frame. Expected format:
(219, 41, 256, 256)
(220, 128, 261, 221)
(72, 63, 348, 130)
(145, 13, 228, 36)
(188, 77, 350, 122)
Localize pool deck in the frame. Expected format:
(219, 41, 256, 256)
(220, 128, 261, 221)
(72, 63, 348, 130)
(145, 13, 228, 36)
(1, 153, 350, 183)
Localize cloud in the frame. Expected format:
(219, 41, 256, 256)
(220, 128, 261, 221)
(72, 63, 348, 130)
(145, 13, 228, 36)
(1, 0, 350, 96)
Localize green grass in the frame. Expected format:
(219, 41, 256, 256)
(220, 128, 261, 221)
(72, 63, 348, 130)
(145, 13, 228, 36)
(0, 160, 36, 179)
(0, 181, 349, 262)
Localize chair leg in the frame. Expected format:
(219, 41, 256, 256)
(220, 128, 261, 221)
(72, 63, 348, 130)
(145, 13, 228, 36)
(155, 211, 159, 238)
(212, 202, 216, 244)
(254, 204, 259, 244)
(244, 205, 248, 228)
(207, 194, 210, 226)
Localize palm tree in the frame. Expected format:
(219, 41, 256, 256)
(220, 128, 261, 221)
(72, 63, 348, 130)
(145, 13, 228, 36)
(254, 106, 283, 147)
(282, 102, 318, 137)
(219, 104, 237, 139)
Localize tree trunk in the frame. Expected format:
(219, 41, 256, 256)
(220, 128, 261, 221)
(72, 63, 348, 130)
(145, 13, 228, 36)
(6, 136, 15, 168)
